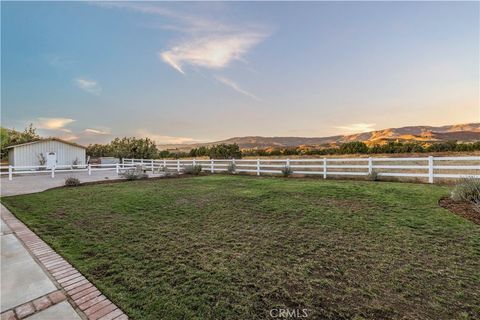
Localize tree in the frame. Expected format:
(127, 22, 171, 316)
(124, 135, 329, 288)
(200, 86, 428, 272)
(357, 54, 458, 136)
(426, 141, 457, 152)
(86, 144, 112, 157)
(209, 144, 242, 159)
(110, 137, 158, 159)
(87, 137, 159, 159)
(339, 141, 369, 154)
(1, 124, 40, 159)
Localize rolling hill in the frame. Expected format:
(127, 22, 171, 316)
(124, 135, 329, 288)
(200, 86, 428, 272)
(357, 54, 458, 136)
(158, 123, 480, 151)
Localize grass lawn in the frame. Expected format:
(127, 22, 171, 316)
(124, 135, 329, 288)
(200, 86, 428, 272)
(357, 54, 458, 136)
(2, 175, 479, 320)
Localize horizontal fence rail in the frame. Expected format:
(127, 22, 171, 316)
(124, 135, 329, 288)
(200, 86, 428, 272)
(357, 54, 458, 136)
(0, 163, 138, 181)
(1, 156, 479, 183)
(121, 156, 479, 184)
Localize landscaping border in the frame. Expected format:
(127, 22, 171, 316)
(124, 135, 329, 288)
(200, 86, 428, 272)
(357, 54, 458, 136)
(1, 205, 128, 320)
(439, 197, 480, 225)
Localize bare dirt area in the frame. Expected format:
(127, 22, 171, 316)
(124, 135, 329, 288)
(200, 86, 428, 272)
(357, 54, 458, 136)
(439, 197, 480, 225)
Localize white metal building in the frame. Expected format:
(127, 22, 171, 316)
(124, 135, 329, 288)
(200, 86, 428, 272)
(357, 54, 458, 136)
(6, 138, 86, 169)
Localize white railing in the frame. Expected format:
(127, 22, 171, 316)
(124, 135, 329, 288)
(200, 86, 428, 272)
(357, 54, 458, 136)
(0, 163, 139, 181)
(1, 156, 478, 183)
(122, 156, 480, 184)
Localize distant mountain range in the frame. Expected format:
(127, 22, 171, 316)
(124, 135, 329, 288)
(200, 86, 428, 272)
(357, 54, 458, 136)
(158, 123, 480, 151)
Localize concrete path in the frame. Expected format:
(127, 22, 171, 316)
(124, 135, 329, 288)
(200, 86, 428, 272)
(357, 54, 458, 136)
(1, 230, 57, 311)
(0, 171, 124, 197)
(1, 170, 166, 196)
(25, 301, 81, 320)
(0, 210, 82, 319)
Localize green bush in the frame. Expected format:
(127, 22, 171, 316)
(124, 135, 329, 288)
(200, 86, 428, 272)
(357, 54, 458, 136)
(65, 177, 81, 187)
(158, 165, 169, 173)
(227, 163, 236, 174)
(281, 165, 293, 177)
(184, 164, 203, 175)
(367, 170, 380, 181)
(120, 166, 148, 180)
(451, 177, 480, 212)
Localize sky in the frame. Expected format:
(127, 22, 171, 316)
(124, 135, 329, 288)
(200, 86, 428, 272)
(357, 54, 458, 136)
(1, 1, 479, 145)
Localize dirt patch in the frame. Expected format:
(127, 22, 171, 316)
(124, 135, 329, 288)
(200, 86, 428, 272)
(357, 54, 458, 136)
(50, 210, 68, 218)
(439, 197, 480, 225)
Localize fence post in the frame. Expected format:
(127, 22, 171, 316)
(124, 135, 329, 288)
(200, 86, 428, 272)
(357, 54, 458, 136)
(51, 166, 55, 178)
(151, 160, 154, 172)
(163, 159, 167, 170)
(193, 158, 196, 166)
(116, 163, 119, 174)
(177, 159, 180, 173)
(286, 158, 290, 167)
(141, 158, 144, 165)
(8, 165, 12, 181)
(210, 159, 214, 173)
(428, 156, 434, 184)
(368, 157, 373, 174)
(323, 158, 327, 179)
(257, 158, 260, 176)
(122, 158, 124, 167)
(88, 164, 91, 175)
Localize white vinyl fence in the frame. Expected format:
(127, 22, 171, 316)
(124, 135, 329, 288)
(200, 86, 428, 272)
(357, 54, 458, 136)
(1, 156, 479, 184)
(122, 156, 480, 184)
(0, 163, 138, 181)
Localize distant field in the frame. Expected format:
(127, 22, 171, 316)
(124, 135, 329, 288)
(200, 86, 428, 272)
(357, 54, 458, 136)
(2, 176, 479, 319)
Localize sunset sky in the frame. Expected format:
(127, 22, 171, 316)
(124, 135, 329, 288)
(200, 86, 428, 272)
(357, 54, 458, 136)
(1, 1, 479, 145)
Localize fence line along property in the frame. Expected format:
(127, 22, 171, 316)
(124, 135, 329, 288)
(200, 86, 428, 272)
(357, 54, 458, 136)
(122, 156, 479, 183)
(1, 156, 479, 184)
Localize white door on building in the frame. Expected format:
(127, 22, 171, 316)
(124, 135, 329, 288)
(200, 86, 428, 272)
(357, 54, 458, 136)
(46, 152, 57, 169)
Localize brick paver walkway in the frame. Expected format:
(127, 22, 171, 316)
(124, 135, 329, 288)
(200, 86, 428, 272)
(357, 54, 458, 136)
(1, 205, 128, 320)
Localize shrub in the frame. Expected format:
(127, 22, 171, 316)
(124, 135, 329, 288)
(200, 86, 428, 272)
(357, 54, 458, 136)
(158, 165, 179, 177)
(227, 163, 236, 174)
(158, 165, 169, 173)
(281, 165, 293, 177)
(451, 177, 480, 212)
(184, 164, 203, 175)
(38, 153, 46, 168)
(65, 177, 80, 187)
(367, 170, 380, 181)
(120, 165, 148, 180)
(72, 157, 79, 169)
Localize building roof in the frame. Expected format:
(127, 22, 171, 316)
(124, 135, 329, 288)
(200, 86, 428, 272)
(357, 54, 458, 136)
(5, 138, 86, 149)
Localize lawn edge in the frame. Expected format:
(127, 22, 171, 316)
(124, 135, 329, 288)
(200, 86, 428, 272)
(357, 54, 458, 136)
(1, 204, 129, 320)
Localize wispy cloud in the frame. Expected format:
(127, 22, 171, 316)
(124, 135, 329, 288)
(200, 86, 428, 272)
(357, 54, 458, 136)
(96, 2, 269, 96)
(74, 78, 102, 95)
(34, 117, 75, 132)
(335, 123, 376, 134)
(215, 75, 261, 101)
(60, 134, 79, 142)
(137, 129, 203, 145)
(160, 33, 266, 74)
(84, 128, 110, 135)
(94, 2, 228, 34)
